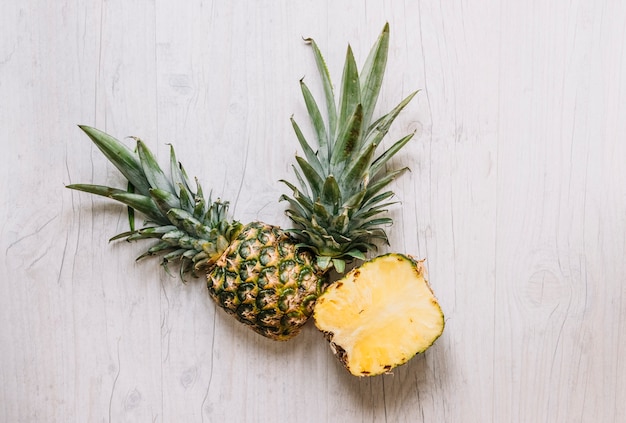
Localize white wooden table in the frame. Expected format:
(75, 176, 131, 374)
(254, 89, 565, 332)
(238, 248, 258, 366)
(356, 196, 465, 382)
(2, 1, 625, 422)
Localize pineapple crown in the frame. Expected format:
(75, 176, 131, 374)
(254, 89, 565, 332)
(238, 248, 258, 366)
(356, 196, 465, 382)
(281, 23, 417, 273)
(67, 126, 242, 278)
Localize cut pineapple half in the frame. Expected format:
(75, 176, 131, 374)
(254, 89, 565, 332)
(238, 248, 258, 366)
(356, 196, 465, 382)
(313, 253, 444, 376)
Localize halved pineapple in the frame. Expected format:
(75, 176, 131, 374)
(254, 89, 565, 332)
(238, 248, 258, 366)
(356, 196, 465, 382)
(313, 254, 444, 376)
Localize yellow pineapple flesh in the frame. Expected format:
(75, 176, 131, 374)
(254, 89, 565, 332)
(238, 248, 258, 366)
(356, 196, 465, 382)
(313, 253, 444, 376)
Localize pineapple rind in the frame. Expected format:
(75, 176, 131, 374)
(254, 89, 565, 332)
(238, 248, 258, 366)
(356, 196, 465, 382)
(313, 253, 444, 376)
(208, 222, 327, 341)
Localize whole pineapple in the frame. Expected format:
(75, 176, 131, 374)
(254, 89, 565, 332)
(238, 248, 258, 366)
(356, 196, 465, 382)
(67, 127, 323, 340)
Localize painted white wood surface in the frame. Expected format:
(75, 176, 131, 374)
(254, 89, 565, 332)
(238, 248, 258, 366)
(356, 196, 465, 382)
(2, 1, 625, 422)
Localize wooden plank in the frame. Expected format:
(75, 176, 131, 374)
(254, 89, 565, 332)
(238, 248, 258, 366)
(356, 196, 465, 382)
(1, 1, 624, 422)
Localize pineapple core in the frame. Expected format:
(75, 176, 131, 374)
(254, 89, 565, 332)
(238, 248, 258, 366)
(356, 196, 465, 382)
(313, 254, 444, 376)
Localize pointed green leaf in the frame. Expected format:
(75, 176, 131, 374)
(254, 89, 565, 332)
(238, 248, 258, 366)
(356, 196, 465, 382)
(126, 181, 136, 231)
(321, 175, 341, 210)
(360, 217, 393, 228)
(350, 201, 398, 225)
(331, 210, 349, 233)
(359, 23, 390, 129)
(341, 140, 377, 191)
(149, 188, 180, 221)
(304, 37, 337, 141)
(109, 230, 135, 242)
(136, 241, 174, 259)
(193, 196, 207, 221)
(313, 201, 331, 224)
(316, 255, 332, 270)
(363, 167, 408, 203)
(110, 192, 167, 224)
(195, 178, 204, 201)
(357, 191, 396, 218)
(169, 144, 194, 198)
(348, 228, 388, 242)
(303, 229, 329, 248)
(337, 45, 361, 133)
(329, 231, 351, 244)
(290, 117, 324, 176)
(331, 104, 363, 169)
(178, 184, 194, 213)
(136, 140, 174, 192)
(345, 249, 366, 260)
(285, 212, 314, 230)
(332, 258, 346, 273)
(291, 165, 310, 197)
(370, 133, 415, 178)
(163, 248, 187, 262)
(166, 208, 211, 239)
(280, 179, 315, 213)
(110, 225, 178, 242)
(78, 125, 151, 195)
(67, 183, 166, 224)
(295, 155, 324, 198)
(299, 81, 329, 164)
(343, 190, 367, 212)
(363, 91, 418, 148)
(280, 194, 310, 220)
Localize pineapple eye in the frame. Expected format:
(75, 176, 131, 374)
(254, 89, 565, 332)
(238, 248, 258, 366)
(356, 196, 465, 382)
(222, 271, 238, 291)
(278, 288, 296, 312)
(236, 303, 256, 323)
(297, 266, 313, 284)
(259, 246, 276, 266)
(279, 260, 296, 283)
(256, 289, 277, 310)
(238, 239, 254, 258)
(257, 309, 279, 327)
(236, 282, 257, 303)
(238, 259, 258, 282)
(218, 291, 237, 311)
(257, 266, 278, 289)
(257, 230, 271, 244)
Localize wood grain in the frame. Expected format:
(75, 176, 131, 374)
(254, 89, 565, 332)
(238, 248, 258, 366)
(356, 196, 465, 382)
(1, 1, 625, 422)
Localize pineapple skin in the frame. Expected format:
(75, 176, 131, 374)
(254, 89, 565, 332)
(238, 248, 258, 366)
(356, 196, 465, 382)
(313, 253, 444, 376)
(208, 222, 327, 341)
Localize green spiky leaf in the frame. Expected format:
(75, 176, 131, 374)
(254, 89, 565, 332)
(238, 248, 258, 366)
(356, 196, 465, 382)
(283, 24, 417, 271)
(337, 46, 361, 137)
(78, 125, 151, 195)
(359, 22, 390, 129)
(68, 127, 242, 278)
(321, 175, 341, 211)
(295, 156, 324, 198)
(136, 140, 175, 193)
(370, 133, 414, 178)
(331, 104, 363, 170)
(299, 81, 329, 166)
(290, 117, 324, 177)
(303, 37, 337, 142)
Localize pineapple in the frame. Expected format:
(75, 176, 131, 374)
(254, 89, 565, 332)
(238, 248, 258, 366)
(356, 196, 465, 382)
(67, 24, 444, 366)
(313, 254, 444, 376)
(282, 23, 445, 374)
(67, 126, 324, 340)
